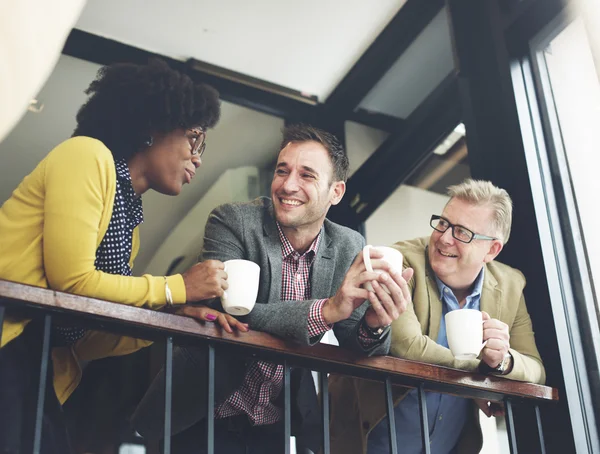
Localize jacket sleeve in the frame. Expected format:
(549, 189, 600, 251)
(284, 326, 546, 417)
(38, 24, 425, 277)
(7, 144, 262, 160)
(334, 300, 392, 357)
(42, 138, 186, 308)
(502, 293, 546, 384)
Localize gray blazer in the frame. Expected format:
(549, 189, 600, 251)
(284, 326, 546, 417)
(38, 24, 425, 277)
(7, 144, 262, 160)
(201, 197, 391, 355)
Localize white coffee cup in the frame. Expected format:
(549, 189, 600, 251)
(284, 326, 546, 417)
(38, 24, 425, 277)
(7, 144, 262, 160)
(362, 245, 403, 293)
(445, 309, 488, 360)
(221, 259, 260, 316)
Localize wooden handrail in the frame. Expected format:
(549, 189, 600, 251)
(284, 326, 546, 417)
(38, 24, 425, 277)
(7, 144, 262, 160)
(0, 279, 558, 403)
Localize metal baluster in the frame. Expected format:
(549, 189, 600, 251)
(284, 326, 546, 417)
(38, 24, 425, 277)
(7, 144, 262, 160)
(33, 315, 52, 454)
(418, 384, 431, 454)
(504, 398, 518, 453)
(384, 378, 398, 454)
(320, 372, 330, 454)
(0, 305, 5, 342)
(284, 361, 291, 454)
(163, 336, 173, 454)
(535, 404, 546, 454)
(206, 344, 215, 454)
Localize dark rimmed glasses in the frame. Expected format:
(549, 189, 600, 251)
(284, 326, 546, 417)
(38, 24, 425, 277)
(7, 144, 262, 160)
(430, 215, 497, 244)
(188, 128, 207, 158)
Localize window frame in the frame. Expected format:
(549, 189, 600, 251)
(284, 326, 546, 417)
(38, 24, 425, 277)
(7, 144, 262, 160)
(510, 9, 600, 452)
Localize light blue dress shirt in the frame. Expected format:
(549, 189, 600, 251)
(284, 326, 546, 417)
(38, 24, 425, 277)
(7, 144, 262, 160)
(367, 269, 485, 454)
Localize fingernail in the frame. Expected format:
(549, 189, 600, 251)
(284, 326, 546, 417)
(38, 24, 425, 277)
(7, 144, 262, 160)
(206, 314, 216, 321)
(381, 273, 389, 281)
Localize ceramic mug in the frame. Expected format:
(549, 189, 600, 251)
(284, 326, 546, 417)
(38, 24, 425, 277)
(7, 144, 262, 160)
(445, 309, 488, 360)
(221, 259, 260, 316)
(362, 245, 403, 293)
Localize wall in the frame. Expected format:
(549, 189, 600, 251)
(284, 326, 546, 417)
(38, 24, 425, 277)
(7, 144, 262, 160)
(145, 166, 261, 276)
(345, 121, 389, 177)
(365, 184, 448, 245)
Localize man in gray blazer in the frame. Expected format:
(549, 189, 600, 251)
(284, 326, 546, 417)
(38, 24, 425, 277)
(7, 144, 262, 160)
(132, 124, 413, 453)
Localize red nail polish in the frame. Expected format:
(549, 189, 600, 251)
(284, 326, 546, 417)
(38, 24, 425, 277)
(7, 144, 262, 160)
(206, 314, 216, 321)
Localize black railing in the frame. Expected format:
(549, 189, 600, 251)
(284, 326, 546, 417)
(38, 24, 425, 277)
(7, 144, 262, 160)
(0, 280, 558, 454)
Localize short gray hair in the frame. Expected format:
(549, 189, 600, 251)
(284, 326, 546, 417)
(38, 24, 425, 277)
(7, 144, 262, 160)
(446, 179, 513, 243)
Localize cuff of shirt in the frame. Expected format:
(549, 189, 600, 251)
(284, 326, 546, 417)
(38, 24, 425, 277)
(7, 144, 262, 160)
(357, 323, 382, 348)
(307, 299, 333, 338)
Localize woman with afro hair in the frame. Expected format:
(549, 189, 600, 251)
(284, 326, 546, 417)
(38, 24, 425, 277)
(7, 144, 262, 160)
(0, 59, 247, 453)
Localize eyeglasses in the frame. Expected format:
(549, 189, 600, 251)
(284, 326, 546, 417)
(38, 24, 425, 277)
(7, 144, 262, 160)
(188, 128, 206, 158)
(430, 215, 497, 244)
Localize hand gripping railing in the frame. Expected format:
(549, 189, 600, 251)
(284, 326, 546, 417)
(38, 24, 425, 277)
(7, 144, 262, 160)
(0, 280, 558, 454)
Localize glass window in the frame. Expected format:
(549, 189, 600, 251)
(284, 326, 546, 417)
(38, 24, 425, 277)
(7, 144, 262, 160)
(524, 14, 600, 451)
(540, 17, 600, 319)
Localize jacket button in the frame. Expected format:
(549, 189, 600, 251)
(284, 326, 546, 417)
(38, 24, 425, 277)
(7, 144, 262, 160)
(362, 421, 370, 430)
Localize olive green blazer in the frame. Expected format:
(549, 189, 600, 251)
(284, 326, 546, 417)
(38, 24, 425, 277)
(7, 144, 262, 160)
(329, 237, 545, 454)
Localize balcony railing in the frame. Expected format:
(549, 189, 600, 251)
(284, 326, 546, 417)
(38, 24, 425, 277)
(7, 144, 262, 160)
(0, 279, 558, 454)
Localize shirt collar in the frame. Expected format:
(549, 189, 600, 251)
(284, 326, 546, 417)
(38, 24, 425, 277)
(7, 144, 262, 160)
(434, 267, 485, 300)
(275, 221, 322, 259)
(115, 159, 140, 200)
(115, 159, 144, 227)
(115, 159, 132, 181)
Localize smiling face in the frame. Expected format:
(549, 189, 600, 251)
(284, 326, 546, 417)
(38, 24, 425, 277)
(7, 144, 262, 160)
(271, 140, 345, 241)
(428, 197, 503, 294)
(142, 128, 202, 196)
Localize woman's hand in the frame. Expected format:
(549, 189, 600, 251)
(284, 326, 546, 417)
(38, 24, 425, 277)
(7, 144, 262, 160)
(176, 305, 249, 334)
(181, 260, 228, 302)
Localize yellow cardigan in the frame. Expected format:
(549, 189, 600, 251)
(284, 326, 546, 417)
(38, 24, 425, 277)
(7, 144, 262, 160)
(0, 136, 187, 403)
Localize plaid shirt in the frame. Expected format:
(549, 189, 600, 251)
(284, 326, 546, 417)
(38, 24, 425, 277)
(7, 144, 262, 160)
(215, 223, 331, 425)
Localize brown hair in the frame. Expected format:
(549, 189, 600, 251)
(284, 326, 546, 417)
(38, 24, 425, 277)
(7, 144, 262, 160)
(280, 124, 349, 182)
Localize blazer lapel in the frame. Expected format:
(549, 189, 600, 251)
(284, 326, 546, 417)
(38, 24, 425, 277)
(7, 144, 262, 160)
(263, 206, 283, 305)
(423, 249, 502, 338)
(413, 245, 443, 338)
(261, 203, 334, 302)
(311, 226, 335, 299)
(480, 265, 502, 320)
(424, 260, 443, 340)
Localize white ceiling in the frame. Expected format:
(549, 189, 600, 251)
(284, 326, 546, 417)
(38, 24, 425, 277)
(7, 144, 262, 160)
(75, 0, 407, 100)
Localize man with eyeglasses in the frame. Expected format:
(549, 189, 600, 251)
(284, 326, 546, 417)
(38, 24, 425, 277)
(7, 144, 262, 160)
(329, 179, 546, 454)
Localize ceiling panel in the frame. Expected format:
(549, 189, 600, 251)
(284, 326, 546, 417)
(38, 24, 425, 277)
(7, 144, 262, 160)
(357, 8, 455, 119)
(75, 0, 407, 100)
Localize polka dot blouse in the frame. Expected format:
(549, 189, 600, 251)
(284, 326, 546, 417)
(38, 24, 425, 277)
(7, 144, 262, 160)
(52, 159, 144, 346)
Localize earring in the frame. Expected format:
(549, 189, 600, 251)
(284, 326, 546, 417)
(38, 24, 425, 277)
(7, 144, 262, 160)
(145, 136, 153, 147)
